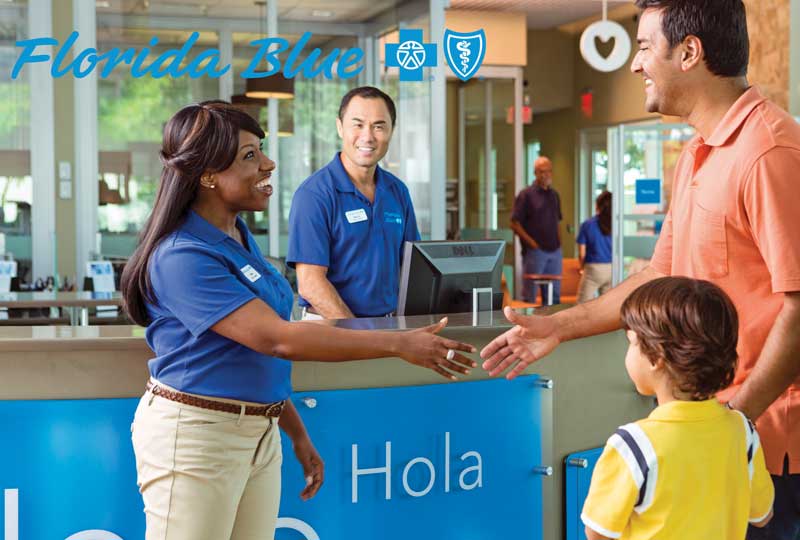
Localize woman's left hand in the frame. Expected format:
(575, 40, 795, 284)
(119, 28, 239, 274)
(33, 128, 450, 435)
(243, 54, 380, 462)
(292, 436, 324, 500)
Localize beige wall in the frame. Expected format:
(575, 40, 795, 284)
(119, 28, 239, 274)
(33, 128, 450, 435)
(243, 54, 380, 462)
(745, 0, 791, 109)
(53, 0, 77, 278)
(524, 29, 575, 113)
(446, 81, 459, 181)
(445, 10, 527, 66)
(572, 17, 656, 128)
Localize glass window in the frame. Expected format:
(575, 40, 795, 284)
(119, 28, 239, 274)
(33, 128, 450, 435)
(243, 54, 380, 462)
(379, 19, 433, 239)
(0, 2, 31, 281)
(231, 31, 358, 256)
(96, 25, 220, 258)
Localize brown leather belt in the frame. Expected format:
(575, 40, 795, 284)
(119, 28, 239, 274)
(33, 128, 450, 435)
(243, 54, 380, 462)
(145, 381, 284, 417)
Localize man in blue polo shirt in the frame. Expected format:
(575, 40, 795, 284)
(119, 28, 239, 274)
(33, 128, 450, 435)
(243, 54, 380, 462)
(287, 86, 420, 318)
(510, 156, 563, 305)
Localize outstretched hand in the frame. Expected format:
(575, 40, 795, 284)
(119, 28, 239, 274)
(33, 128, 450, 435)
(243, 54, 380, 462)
(400, 317, 477, 380)
(480, 306, 561, 379)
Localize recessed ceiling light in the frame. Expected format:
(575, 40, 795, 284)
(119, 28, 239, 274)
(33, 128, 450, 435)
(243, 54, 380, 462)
(311, 9, 334, 18)
(96, 0, 111, 7)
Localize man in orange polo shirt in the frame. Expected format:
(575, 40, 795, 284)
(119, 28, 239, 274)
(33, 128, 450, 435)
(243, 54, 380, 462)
(481, 1, 800, 537)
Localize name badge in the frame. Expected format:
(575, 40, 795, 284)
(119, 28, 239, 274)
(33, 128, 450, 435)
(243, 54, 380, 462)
(345, 208, 368, 224)
(240, 264, 261, 283)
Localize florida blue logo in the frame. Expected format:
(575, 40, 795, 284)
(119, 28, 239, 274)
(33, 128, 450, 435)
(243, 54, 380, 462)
(385, 29, 437, 82)
(443, 29, 486, 81)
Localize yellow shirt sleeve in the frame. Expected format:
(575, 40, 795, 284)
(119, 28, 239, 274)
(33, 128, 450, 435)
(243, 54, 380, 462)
(581, 443, 639, 538)
(749, 442, 775, 523)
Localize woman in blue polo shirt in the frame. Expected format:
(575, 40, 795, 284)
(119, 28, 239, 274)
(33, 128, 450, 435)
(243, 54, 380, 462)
(576, 191, 613, 303)
(120, 101, 475, 540)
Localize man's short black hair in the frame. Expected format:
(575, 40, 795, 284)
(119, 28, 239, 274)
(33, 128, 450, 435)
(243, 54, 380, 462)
(338, 86, 397, 127)
(635, 0, 749, 78)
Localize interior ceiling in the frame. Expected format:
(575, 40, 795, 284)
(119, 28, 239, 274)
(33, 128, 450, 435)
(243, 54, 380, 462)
(95, 0, 631, 28)
(449, 0, 631, 29)
(97, 0, 400, 23)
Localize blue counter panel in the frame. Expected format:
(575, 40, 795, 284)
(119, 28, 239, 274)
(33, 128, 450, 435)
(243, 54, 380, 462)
(564, 447, 604, 540)
(0, 375, 545, 540)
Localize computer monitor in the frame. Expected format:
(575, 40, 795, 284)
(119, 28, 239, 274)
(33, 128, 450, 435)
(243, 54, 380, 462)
(397, 240, 505, 316)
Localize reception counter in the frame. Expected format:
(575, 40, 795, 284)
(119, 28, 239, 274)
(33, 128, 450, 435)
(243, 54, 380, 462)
(0, 310, 652, 540)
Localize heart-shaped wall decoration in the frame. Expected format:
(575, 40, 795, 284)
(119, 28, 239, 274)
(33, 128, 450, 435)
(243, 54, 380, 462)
(580, 20, 632, 73)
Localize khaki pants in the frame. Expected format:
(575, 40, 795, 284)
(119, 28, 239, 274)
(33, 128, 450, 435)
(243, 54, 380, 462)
(577, 263, 613, 303)
(131, 383, 282, 540)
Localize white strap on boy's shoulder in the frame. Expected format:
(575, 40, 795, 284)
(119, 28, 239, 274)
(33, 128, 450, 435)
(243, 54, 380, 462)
(608, 422, 658, 514)
(734, 410, 759, 482)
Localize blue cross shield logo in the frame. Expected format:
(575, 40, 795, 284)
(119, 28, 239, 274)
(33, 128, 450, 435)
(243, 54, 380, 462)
(443, 29, 486, 81)
(385, 29, 437, 82)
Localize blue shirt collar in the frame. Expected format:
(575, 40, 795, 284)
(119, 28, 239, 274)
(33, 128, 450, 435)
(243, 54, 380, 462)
(330, 152, 389, 195)
(182, 209, 247, 246)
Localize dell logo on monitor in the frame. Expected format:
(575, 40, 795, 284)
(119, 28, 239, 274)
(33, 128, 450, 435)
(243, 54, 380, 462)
(451, 245, 475, 257)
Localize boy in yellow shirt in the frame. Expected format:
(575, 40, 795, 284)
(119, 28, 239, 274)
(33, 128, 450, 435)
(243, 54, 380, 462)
(582, 277, 774, 540)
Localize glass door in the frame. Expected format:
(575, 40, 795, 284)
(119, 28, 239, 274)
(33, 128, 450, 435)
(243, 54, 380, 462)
(457, 78, 517, 238)
(578, 128, 610, 227)
(608, 122, 695, 284)
(452, 66, 523, 296)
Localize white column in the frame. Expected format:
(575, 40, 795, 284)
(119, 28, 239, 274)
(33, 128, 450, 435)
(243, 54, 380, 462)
(363, 36, 376, 87)
(429, 0, 447, 240)
(73, 0, 98, 282)
(358, 36, 368, 87)
(607, 126, 623, 286)
(29, 0, 56, 281)
(267, 0, 280, 257)
(218, 27, 234, 101)
(513, 68, 524, 296)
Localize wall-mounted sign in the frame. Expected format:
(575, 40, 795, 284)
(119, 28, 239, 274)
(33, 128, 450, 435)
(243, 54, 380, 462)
(635, 178, 662, 205)
(580, 20, 631, 73)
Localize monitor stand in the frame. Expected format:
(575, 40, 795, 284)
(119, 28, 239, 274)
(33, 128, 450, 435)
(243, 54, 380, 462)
(472, 287, 494, 326)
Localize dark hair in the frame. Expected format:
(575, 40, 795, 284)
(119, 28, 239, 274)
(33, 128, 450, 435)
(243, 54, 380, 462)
(120, 101, 265, 326)
(620, 277, 738, 400)
(338, 86, 397, 127)
(634, 0, 749, 78)
(597, 191, 612, 236)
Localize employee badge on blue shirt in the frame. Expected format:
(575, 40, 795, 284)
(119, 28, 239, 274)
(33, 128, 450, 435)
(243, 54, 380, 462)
(345, 208, 368, 224)
(240, 264, 262, 283)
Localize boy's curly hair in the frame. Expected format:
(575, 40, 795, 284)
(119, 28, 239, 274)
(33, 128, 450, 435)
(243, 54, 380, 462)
(620, 277, 738, 400)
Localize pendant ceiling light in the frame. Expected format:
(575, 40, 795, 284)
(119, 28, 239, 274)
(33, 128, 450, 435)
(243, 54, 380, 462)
(245, 73, 294, 99)
(231, 94, 294, 137)
(245, 0, 294, 99)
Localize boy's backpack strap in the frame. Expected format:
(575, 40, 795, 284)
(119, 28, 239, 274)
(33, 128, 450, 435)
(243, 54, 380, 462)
(734, 409, 759, 482)
(608, 423, 658, 514)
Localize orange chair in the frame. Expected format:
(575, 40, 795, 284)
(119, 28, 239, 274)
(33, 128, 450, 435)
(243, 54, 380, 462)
(560, 258, 581, 304)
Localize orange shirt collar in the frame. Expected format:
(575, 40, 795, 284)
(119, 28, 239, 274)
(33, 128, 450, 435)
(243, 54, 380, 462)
(703, 86, 766, 147)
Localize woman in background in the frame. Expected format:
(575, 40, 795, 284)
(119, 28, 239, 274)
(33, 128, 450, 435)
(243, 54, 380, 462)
(576, 191, 612, 303)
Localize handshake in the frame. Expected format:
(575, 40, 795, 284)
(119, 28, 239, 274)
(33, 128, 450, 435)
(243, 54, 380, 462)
(397, 306, 557, 381)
